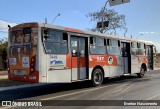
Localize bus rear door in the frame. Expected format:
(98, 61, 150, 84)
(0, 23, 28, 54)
(121, 42, 131, 74)
(146, 45, 154, 70)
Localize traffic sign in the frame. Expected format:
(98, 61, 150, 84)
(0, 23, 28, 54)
(97, 21, 109, 28)
(109, 0, 130, 6)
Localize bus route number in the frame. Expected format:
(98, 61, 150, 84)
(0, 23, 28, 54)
(50, 55, 57, 59)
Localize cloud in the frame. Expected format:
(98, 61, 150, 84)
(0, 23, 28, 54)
(145, 32, 149, 34)
(0, 20, 17, 32)
(138, 32, 155, 34)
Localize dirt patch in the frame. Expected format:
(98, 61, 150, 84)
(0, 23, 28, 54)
(0, 71, 30, 87)
(0, 71, 7, 75)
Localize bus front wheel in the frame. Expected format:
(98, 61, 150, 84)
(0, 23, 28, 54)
(91, 68, 103, 87)
(137, 66, 145, 78)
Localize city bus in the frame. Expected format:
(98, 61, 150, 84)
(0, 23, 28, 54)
(8, 22, 156, 86)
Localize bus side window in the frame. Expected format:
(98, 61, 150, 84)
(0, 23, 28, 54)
(138, 43, 146, 55)
(43, 30, 68, 54)
(63, 33, 68, 41)
(90, 37, 94, 44)
(108, 39, 120, 55)
(90, 36, 106, 54)
(131, 42, 138, 55)
(107, 39, 110, 46)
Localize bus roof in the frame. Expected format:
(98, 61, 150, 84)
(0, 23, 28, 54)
(11, 22, 154, 45)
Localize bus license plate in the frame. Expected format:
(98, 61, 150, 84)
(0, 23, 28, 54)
(14, 70, 26, 76)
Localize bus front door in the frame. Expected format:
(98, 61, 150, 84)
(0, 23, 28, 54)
(71, 36, 88, 80)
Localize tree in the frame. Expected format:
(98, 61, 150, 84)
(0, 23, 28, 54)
(0, 38, 8, 70)
(86, 8, 126, 35)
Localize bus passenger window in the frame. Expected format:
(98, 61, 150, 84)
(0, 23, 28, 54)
(71, 38, 78, 56)
(90, 37, 94, 44)
(43, 29, 68, 54)
(90, 37, 106, 54)
(138, 43, 146, 55)
(131, 42, 138, 55)
(107, 39, 121, 55)
(63, 33, 68, 41)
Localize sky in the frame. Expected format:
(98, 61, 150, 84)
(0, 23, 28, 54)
(0, 0, 160, 52)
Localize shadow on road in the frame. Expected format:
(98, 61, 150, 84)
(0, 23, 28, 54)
(0, 74, 149, 101)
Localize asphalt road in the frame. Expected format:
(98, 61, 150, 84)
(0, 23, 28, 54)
(1, 70, 160, 109)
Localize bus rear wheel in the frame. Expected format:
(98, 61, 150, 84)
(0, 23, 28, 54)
(91, 68, 103, 87)
(137, 66, 145, 78)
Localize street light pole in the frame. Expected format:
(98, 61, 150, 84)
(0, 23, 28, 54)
(51, 13, 60, 25)
(101, 0, 109, 33)
(136, 34, 143, 39)
(124, 28, 128, 37)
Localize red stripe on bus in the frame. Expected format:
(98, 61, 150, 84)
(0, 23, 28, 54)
(65, 28, 84, 34)
(66, 54, 86, 68)
(136, 55, 148, 64)
(71, 57, 86, 68)
(79, 57, 86, 67)
(66, 54, 72, 68)
(71, 57, 78, 68)
(8, 70, 39, 83)
(89, 55, 118, 67)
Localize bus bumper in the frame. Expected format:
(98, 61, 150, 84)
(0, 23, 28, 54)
(8, 71, 39, 83)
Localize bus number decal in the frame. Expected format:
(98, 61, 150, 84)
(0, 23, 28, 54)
(97, 57, 104, 61)
(50, 55, 57, 59)
(108, 56, 113, 65)
(29, 76, 36, 80)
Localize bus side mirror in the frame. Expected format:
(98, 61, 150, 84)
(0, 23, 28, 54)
(43, 30, 49, 39)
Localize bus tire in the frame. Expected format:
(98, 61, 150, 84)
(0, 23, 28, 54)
(137, 66, 145, 78)
(91, 68, 103, 87)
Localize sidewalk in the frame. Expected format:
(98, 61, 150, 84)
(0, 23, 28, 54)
(154, 68, 160, 70)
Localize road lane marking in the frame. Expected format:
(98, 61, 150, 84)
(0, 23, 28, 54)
(41, 82, 130, 100)
(1, 74, 158, 109)
(0, 83, 129, 109)
(116, 84, 134, 95)
(146, 93, 160, 100)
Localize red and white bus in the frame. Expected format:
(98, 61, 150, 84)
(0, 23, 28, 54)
(8, 22, 156, 86)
